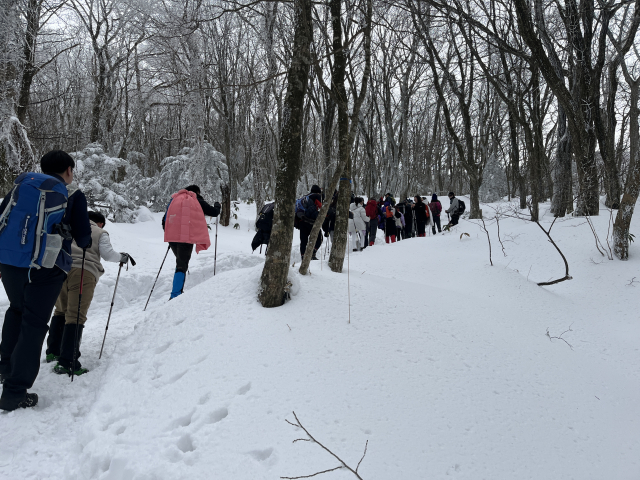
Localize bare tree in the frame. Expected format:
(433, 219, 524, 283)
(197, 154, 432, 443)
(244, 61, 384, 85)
(258, 0, 313, 307)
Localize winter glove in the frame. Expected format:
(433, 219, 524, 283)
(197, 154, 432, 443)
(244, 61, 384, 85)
(324, 231, 329, 237)
(120, 253, 136, 266)
(214, 201, 221, 208)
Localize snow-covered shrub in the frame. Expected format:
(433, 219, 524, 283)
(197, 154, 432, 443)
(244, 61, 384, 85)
(70, 143, 145, 223)
(152, 143, 229, 208)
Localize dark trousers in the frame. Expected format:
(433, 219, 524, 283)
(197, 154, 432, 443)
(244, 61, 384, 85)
(404, 223, 413, 238)
(432, 216, 442, 234)
(299, 223, 323, 256)
(416, 221, 426, 236)
(0, 264, 66, 402)
(450, 214, 460, 226)
(170, 242, 194, 273)
(368, 218, 378, 245)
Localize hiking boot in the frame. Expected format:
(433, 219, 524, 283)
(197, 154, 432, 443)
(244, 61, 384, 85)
(53, 363, 89, 376)
(311, 249, 319, 260)
(45, 353, 59, 363)
(57, 323, 85, 374)
(0, 393, 38, 412)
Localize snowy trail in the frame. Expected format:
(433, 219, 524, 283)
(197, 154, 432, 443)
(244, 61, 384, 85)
(1, 201, 639, 479)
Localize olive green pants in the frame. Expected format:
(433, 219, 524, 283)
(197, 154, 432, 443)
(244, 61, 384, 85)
(53, 268, 97, 325)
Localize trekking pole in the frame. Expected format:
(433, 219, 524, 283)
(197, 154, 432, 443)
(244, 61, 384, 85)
(71, 248, 86, 382)
(99, 255, 136, 359)
(214, 215, 219, 275)
(347, 232, 351, 324)
(144, 245, 170, 311)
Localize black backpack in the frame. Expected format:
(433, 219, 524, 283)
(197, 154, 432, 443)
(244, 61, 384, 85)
(255, 202, 275, 233)
(457, 199, 466, 215)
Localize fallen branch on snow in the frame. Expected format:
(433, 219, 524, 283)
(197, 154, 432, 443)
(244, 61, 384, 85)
(281, 411, 368, 479)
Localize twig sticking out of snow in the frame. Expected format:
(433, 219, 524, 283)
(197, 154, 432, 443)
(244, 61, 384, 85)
(546, 325, 574, 350)
(626, 277, 639, 287)
(281, 411, 368, 480)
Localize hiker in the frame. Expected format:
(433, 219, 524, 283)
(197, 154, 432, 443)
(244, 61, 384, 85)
(444, 191, 461, 229)
(394, 203, 406, 241)
(382, 203, 397, 243)
(322, 194, 337, 242)
(365, 197, 379, 246)
(251, 202, 275, 253)
(163, 185, 220, 299)
(384, 193, 396, 207)
(0, 151, 92, 411)
(402, 199, 415, 239)
(413, 196, 430, 237)
(429, 194, 443, 234)
(46, 211, 131, 376)
(297, 185, 323, 260)
(349, 197, 368, 251)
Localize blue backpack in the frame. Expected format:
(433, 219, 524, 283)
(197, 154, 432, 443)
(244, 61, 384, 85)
(295, 195, 319, 221)
(0, 172, 69, 269)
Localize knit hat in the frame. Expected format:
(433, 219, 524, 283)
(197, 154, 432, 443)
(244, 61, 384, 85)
(448, 191, 455, 197)
(432, 194, 438, 201)
(310, 185, 322, 194)
(40, 150, 75, 174)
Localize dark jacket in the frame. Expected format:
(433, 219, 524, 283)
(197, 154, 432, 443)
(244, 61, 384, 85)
(322, 206, 336, 233)
(413, 200, 428, 223)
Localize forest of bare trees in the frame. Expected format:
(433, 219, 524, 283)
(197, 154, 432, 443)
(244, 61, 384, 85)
(1, 0, 640, 302)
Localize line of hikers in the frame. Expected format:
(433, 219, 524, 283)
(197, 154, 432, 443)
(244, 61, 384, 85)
(0, 150, 221, 411)
(252, 186, 466, 257)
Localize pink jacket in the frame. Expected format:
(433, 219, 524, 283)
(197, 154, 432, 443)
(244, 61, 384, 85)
(163, 190, 211, 253)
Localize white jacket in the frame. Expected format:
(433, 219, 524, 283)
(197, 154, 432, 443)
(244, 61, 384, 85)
(350, 203, 368, 231)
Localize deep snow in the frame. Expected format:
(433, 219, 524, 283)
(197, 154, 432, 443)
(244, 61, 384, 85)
(0, 198, 639, 480)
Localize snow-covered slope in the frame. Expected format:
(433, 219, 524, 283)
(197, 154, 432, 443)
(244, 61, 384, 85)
(1, 200, 639, 479)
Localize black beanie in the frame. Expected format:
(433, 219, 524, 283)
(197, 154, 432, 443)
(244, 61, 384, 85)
(310, 184, 321, 194)
(41, 150, 75, 174)
(88, 211, 106, 225)
(432, 194, 438, 201)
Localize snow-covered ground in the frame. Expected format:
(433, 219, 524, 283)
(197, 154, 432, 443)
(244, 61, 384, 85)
(1, 198, 639, 479)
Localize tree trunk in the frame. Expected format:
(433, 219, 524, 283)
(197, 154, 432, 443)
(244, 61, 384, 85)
(252, 3, 278, 220)
(1, 0, 35, 193)
(613, 70, 640, 260)
(258, 0, 312, 307)
(551, 104, 572, 216)
(299, 0, 371, 276)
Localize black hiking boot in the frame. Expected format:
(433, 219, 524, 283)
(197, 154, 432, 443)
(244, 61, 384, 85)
(55, 324, 88, 376)
(45, 315, 65, 363)
(311, 249, 319, 260)
(0, 393, 38, 412)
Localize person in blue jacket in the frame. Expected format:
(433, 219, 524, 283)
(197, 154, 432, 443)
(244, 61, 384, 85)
(0, 151, 91, 411)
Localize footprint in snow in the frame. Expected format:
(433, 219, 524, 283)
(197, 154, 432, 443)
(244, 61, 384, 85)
(247, 448, 273, 461)
(205, 407, 228, 424)
(236, 382, 251, 395)
(154, 342, 172, 354)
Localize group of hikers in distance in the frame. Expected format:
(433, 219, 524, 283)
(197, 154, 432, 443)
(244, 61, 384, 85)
(252, 185, 466, 259)
(0, 150, 220, 412)
(0, 148, 465, 412)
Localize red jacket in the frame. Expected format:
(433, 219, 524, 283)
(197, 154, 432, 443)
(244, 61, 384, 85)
(365, 199, 379, 220)
(429, 201, 442, 216)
